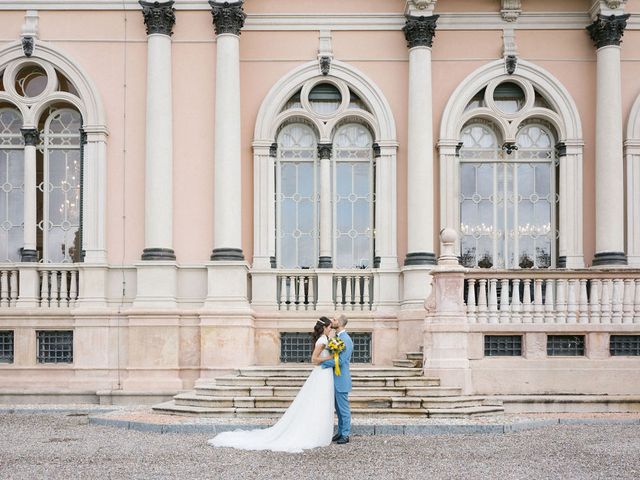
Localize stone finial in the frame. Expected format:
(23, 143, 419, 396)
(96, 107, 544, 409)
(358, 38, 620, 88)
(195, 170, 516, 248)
(500, 0, 522, 22)
(438, 228, 459, 266)
(209, 0, 246, 36)
(139, 1, 176, 36)
(587, 14, 630, 48)
(403, 15, 439, 49)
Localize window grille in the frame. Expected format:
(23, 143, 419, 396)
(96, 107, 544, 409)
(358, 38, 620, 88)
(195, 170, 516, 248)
(37, 330, 73, 363)
(0, 331, 14, 363)
(547, 335, 584, 356)
(280, 331, 372, 363)
(610, 335, 640, 356)
(484, 335, 522, 356)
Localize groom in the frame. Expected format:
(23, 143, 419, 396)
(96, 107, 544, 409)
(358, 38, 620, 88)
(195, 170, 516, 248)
(321, 314, 353, 445)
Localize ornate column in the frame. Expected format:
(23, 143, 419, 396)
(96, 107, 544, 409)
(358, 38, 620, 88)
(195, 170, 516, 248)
(20, 128, 38, 262)
(401, 14, 439, 312)
(209, 0, 246, 262)
(133, 1, 178, 309)
(587, 13, 630, 266)
(318, 143, 333, 268)
(139, 0, 176, 261)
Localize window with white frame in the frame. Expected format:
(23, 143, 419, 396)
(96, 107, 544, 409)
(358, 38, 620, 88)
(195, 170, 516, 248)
(459, 79, 559, 269)
(0, 60, 84, 264)
(276, 79, 375, 269)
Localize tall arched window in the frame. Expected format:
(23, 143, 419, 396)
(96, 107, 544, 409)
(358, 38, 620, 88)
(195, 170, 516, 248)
(276, 123, 318, 268)
(0, 107, 24, 262)
(333, 123, 374, 268)
(459, 119, 558, 269)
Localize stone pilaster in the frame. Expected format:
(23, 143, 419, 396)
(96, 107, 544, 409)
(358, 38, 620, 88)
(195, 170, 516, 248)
(587, 14, 629, 266)
(20, 128, 38, 262)
(209, 0, 246, 261)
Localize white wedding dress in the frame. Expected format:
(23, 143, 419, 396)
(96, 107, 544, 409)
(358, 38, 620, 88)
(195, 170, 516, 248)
(208, 335, 334, 453)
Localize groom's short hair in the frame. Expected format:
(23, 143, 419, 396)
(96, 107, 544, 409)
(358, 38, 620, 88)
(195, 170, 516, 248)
(336, 314, 348, 328)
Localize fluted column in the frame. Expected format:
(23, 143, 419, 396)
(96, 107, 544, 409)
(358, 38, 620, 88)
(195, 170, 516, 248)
(403, 15, 438, 266)
(318, 143, 333, 268)
(20, 128, 38, 262)
(587, 13, 630, 266)
(209, 0, 246, 261)
(140, 0, 176, 260)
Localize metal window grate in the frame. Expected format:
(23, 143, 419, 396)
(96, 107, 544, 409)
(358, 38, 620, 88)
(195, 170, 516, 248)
(37, 330, 73, 364)
(610, 335, 640, 356)
(280, 331, 372, 364)
(484, 335, 522, 356)
(547, 335, 585, 356)
(0, 331, 14, 363)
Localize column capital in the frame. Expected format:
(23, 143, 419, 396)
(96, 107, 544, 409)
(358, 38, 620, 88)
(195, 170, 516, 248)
(587, 13, 630, 49)
(317, 143, 332, 160)
(209, 1, 246, 36)
(139, 1, 176, 37)
(20, 128, 39, 146)
(403, 14, 439, 49)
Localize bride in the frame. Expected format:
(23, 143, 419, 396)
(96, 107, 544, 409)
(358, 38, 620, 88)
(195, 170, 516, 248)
(208, 317, 335, 453)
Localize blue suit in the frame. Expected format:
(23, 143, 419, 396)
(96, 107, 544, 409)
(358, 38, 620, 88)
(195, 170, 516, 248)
(321, 330, 353, 438)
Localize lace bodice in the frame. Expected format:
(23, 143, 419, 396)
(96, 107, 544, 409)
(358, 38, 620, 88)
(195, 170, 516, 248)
(316, 335, 331, 359)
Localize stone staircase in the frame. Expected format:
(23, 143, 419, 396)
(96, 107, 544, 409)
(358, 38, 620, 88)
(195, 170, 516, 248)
(392, 349, 424, 369)
(153, 365, 504, 418)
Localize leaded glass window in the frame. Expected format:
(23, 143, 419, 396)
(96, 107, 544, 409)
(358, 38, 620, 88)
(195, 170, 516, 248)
(333, 124, 374, 268)
(37, 107, 82, 263)
(459, 121, 557, 269)
(0, 107, 24, 262)
(276, 123, 318, 268)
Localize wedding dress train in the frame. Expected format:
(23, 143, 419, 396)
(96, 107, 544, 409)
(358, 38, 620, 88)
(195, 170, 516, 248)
(208, 336, 334, 453)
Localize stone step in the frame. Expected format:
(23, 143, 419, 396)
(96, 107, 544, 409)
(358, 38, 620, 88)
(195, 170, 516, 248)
(405, 387, 462, 397)
(405, 352, 424, 361)
(392, 359, 421, 368)
(420, 396, 488, 409)
(237, 367, 424, 378)
(194, 386, 251, 397)
(426, 405, 504, 418)
(211, 376, 440, 388)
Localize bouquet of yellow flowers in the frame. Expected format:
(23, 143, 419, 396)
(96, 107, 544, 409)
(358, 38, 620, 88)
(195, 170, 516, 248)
(326, 336, 346, 376)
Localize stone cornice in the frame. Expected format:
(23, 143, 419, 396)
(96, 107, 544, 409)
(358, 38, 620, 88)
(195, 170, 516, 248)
(139, 1, 176, 37)
(587, 13, 630, 48)
(209, 0, 246, 36)
(403, 14, 439, 49)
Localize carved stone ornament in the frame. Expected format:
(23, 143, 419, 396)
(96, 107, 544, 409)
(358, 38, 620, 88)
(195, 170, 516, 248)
(587, 14, 630, 49)
(505, 54, 517, 74)
(402, 15, 439, 49)
(317, 143, 332, 160)
(209, 1, 246, 36)
(269, 142, 278, 158)
(373, 143, 381, 158)
(500, 0, 522, 22)
(502, 142, 518, 155)
(139, 1, 176, 36)
(21, 128, 39, 147)
(320, 56, 331, 76)
(21, 36, 34, 57)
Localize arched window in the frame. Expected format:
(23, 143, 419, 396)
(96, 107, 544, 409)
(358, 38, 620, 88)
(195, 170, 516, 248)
(276, 123, 318, 268)
(0, 106, 24, 262)
(333, 123, 374, 269)
(459, 119, 558, 269)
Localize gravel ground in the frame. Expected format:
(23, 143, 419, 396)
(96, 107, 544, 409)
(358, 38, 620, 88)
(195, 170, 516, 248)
(0, 413, 639, 480)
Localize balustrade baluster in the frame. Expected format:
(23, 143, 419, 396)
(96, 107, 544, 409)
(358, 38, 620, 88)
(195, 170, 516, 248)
(466, 279, 477, 323)
(566, 279, 578, 324)
(0, 271, 7, 308)
(600, 279, 612, 323)
(279, 276, 288, 310)
(293, 276, 300, 310)
(511, 279, 521, 323)
(40, 270, 49, 307)
(9, 270, 18, 307)
(477, 279, 488, 323)
(578, 279, 589, 324)
(533, 278, 544, 323)
(350, 276, 357, 310)
(522, 278, 532, 323)
(622, 279, 634, 324)
(50, 270, 60, 308)
(499, 278, 510, 323)
(488, 278, 498, 323)
(589, 279, 601, 324)
(634, 279, 640, 324)
(59, 270, 69, 307)
(335, 276, 344, 310)
(555, 279, 567, 323)
(69, 270, 78, 307)
(611, 279, 623, 324)
(362, 276, 371, 310)
(544, 279, 555, 323)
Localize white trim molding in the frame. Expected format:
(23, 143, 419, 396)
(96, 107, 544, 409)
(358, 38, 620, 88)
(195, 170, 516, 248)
(625, 95, 640, 267)
(438, 59, 585, 269)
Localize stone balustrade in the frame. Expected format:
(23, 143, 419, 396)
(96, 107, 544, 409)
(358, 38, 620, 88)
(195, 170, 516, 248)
(0, 267, 19, 307)
(0, 264, 79, 308)
(464, 270, 640, 325)
(38, 265, 79, 308)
